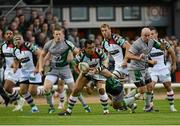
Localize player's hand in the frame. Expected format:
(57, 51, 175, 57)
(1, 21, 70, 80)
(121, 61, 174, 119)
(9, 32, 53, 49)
(38, 68, 44, 75)
(13, 67, 17, 73)
(148, 60, 157, 65)
(171, 64, 176, 73)
(89, 67, 97, 74)
(33, 68, 39, 73)
(121, 60, 128, 68)
(139, 53, 145, 60)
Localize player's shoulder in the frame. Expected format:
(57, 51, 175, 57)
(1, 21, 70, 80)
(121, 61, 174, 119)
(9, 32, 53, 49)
(1, 41, 7, 47)
(46, 39, 53, 45)
(95, 48, 104, 54)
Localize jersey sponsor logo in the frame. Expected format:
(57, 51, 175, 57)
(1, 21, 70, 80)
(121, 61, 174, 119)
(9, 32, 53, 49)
(150, 52, 164, 57)
(20, 57, 30, 63)
(109, 50, 119, 55)
(3, 53, 14, 57)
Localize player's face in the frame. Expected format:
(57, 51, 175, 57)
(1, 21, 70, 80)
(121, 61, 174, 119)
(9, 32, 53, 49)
(85, 43, 95, 55)
(150, 30, 158, 40)
(101, 27, 111, 39)
(4, 30, 13, 42)
(53, 30, 64, 42)
(141, 32, 150, 43)
(14, 36, 24, 47)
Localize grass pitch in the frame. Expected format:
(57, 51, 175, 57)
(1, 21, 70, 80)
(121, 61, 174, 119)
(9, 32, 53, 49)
(0, 99, 180, 125)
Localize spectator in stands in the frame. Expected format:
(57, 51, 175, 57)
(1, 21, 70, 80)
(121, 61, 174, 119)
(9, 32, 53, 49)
(68, 28, 80, 48)
(49, 23, 56, 39)
(52, 16, 60, 26)
(39, 15, 45, 26)
(26, 24, 34, 32)
(96, 34, 103, 42)
(15, 8, 23, 17)
(29, 36, 36, 44)
(36, 32, 49, 48)
(94, 38, 102, 48)
(88, 34, 95, 41)
(9, 21, 18, 33)
(12, 17, 20, 27)
(79, 38, 86, 48)
(175, 41, 180, 71)
(0, 16, 8, 32)
(24, 30, 33, 42)
(18, 14, 27, 35)
(41, 23, 50, 38)
(0, 29, 3, 44)
(28, 10, 39, 25)
(45, 11, 53, 25)
(33, 18, 41, 35)
(62, 20, 70, 40)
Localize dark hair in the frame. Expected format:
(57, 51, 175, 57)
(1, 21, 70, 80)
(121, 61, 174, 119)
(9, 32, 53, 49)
(84, 40, 94, 48)
(148, 26, 157, 33)
(54, 25, 62, 31)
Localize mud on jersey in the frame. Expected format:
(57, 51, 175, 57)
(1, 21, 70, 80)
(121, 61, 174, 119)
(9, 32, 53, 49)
(14, 42, 38, 70)
(43, 40, 75, 68)
(0, 41, 16, 68)
(74, 48, 107, 68)
(102, 34, 126, 65)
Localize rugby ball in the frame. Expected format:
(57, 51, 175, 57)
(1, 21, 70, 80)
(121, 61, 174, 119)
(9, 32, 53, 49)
(78, 62, 89, 73)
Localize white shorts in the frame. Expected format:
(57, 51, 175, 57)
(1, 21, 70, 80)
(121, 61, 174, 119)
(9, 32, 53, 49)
(149, 68, 171, 83)
(45, 74, 74, 85)
(4, 68, 20, 84)
(114, 64, 129, 75)
(19, 69, 42, 84)
(46, 65, 74, 84)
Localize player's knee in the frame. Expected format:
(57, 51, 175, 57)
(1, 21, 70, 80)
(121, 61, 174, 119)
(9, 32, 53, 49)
(163, 82, 172, 91)
(98, 88, 105, 95)
(44, 80, 53, 92)
(4, 85, 13, 94)
(146, 83, 154, 92)
(19, 88, 27, 95)
(29, 89, 37, 96)
(138, 86, 147, 94)
(73, 88, 81, 96)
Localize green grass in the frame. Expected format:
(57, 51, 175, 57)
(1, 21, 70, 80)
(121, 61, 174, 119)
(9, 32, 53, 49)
(0, 99, 180, 125)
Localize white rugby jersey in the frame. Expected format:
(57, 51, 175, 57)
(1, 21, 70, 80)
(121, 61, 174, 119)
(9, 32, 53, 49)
(149, 47, 168, 71)
(102, 34, 126, 66)
(14, 42, 38, 71)
(0, 42, 15, 68)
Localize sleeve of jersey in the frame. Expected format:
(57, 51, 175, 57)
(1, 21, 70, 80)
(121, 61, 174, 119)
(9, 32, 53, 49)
(66, 40, 75, 50)
(155, 39, 171, 50)
(0, 42, 5, 57)
(13, 48, 21, 60)
(97, 49, 107, 62)
(74, 53, 83, 64)
(112, 34, 126, 46)
(24, 42, 38, 53)
(43, 41, 50, 53)
(153, 39, 161, 49)
(0, 45, 2, 57)
(129, 43, 139, 54)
